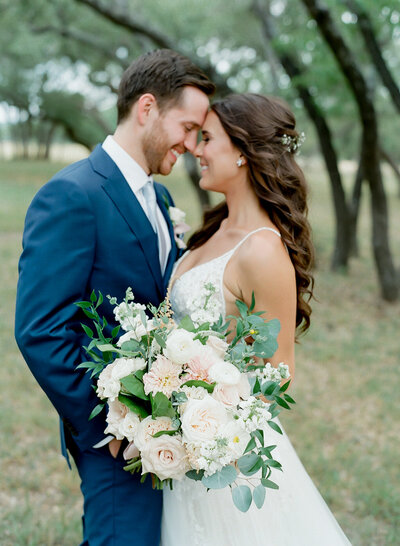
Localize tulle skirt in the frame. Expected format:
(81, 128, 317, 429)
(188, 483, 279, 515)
(161, 421, 351, 546)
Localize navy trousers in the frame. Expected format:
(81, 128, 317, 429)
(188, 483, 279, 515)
(68, 438, 163, 546)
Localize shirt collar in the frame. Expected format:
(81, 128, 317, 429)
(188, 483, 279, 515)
(102, 135, 152, 193)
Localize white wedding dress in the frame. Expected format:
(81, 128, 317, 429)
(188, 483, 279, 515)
(161, 228, 351, 546)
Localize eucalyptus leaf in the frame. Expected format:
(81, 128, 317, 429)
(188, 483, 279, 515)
(153, 332, 166, 349)
(232, 485, 252, 512)
(186, 469, 205, 481)
(201, 465, 237, 489)
(261, 478, 279, 490)
(253, 483, 266, 509)
(237, 453, 262, 476)
(97, 343, 117, 352)
(178, 315, 195, 331)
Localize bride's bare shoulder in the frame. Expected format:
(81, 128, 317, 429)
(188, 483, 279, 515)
(234, 229, 295, 291)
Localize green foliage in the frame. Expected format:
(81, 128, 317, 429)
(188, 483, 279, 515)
(232, 485, 253, 512)
(201, 465, 237, 489)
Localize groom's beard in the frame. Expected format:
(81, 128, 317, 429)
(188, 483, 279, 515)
(142, 121, 173, 176)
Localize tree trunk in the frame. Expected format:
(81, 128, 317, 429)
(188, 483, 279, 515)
(183, 153, 210, 210)
(380, 147, 400, 198)
(44, 123, 57, 160)
(301, 0, 398, 300)
(349, 157, 364, 257)
(253, 0, 351, 269)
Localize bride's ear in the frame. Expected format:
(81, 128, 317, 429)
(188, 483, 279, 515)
(137, 93, 158, 126)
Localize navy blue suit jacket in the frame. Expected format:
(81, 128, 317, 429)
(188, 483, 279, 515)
(15, 144, 178, 456)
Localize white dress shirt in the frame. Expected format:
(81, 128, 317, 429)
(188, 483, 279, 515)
(102, 135, 171, 272)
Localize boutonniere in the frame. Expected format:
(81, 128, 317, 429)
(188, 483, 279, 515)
(163, 197, 190, 249)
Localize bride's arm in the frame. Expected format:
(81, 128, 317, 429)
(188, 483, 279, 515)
(235, 232, 297, 379)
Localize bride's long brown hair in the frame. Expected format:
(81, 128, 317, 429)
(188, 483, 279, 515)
(188, 93, 314, 334)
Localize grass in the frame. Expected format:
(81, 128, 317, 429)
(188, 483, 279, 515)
(1, 156, 399, 545)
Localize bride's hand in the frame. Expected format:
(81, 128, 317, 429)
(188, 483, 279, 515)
(109, 438, 122, 458)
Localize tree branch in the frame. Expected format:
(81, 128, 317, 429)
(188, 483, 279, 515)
(253, 0, 351, 269)
(344, 0, 400, 113)
(73, 0, 232, 95)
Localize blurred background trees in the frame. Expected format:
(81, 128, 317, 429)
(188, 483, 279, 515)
(0, 0, 399, 297)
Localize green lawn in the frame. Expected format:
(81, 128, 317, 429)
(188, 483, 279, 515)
(0, 157, 399, 545)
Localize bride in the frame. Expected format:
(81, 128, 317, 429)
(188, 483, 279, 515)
(161, 94, 351, 545)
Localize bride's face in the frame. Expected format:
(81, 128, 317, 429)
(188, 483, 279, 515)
(195, 111, 243, 193)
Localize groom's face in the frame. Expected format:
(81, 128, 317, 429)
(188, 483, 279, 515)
(142, 86, 209, 175)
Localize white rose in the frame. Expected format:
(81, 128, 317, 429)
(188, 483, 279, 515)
(104, 399, 129, 439)
(169, 206, 186, 224)
(140, 435, 189, 481)
(164, 329, 203, 365)
(134, 416, 175, 452)
(206, 335, 229, 358)
(181, 396, 229, 444)
(97, 361, 120, 401)
(119, 411, 141, 442)
(112, 357, 146, 379)
(97, 358, 146, 401)
(208, 361, 241, 386)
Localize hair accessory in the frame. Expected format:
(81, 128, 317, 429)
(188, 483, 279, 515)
(236, 158, 244, 167)
(281, 131, 305, 153)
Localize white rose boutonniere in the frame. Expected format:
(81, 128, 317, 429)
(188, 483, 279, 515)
(168, 206, 190, 249)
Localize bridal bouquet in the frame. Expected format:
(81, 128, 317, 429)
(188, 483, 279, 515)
(76, 287, 295, 512)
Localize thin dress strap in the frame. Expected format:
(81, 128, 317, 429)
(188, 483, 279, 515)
(228, 227, 281, 256)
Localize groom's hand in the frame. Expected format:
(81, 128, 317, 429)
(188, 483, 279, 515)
(109, 438, 122, 458)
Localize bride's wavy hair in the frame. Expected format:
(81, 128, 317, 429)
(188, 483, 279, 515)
(188, 93, 314, 335)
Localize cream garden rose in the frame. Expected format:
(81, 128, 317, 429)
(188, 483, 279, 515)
(134, 416, 175, 452)
(140, 435, 189, 481)
(181, 395, 229, 444)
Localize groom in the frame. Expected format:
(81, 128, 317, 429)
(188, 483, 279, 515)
(15, 49, 214, 545)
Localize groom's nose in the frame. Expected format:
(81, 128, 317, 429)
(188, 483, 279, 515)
(183, 130, 199, 154)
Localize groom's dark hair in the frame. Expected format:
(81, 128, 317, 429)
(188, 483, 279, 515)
(117, 49, 215, 123)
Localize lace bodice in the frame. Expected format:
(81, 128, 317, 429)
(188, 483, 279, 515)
(169, 227, 281, 325)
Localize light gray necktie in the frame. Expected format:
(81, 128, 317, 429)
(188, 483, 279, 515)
(142, 180, 158, 233)
(142, 180, 168, 272)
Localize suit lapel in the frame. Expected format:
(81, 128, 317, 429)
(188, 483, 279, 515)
(89, 146, 164, 297)
(154, 184, 178, 290)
